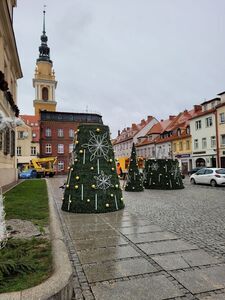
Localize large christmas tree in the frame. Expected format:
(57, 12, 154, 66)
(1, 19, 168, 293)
(125, 143, 144, 192)
(143, 159, 184, 190)
(62, 124, 124, 213)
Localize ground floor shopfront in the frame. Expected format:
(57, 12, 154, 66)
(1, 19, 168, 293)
(174, 154, 192, 174)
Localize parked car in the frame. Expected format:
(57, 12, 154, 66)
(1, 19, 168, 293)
(19, 169, 37, 179)
(190, 168, 225, 187)
(188, 167, 203, 176)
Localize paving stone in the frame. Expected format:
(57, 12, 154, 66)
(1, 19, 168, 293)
(69, 223, 112, 233)
(113, 220, 152, 228)
(74, 236, 128, 250)
(126, 231, 178, 243)
(119, 225, 162, 235)
(77, 245, 140, 264)
(72, 229, 119, 240)
(91, 274, 185, 300)
(83, 258, 156, 283)
(152, 250, 221, 270)
(139, 240, 198, 255)
(197, 294, 225, 300)
(171, 265, 225, 294)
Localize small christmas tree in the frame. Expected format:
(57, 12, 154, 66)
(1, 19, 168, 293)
(62, 124, 124, 213)
(0, 187, 8, 249)
(125, 143, 144, 192)
(143, 159, 184, 190)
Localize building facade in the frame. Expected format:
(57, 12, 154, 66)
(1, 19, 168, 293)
(0, 0, 22, 187)
(113, 116, 158, 171)
(39, 111, 103, 173)
(216, 92, 225, 167)
(190, 98, 220, 168)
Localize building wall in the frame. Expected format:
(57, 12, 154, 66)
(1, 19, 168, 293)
(155, 141, 172, 159)
(190, 112, 217, 167)
(216, 105, 225, 167)
(172, 137, 192, 173)
(0, 0, 22, 187)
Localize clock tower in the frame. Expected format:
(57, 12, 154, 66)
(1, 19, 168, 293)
(33, 9, 57, 116)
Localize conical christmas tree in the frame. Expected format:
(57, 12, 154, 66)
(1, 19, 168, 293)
(125, 143, 144, 192)
(143, 159, 184, 190)
(62, 124, 124, 213)
(0, 188, 8, 249)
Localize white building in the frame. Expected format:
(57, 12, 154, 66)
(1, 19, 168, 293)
(190, 98, 220, 167)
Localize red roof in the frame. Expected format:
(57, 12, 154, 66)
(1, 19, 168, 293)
(114, 116, 154, 145)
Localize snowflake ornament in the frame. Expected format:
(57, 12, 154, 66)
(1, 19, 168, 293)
(151, 162, 159, 171)
(82, 131, 112, 161)
(94, 171, 113, 191)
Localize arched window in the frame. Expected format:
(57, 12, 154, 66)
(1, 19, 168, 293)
(42, 87, 48, 101)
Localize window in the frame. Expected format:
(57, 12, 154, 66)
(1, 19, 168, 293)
(186, 126, 190, 135)
(202, 138, 207, 149)
(58, 144, 64, 153)
(179, 141, 183, 151)
(69, 129, 74, 138)
(31, 146, 36, 155)
(10, 130, 15, 157)
(45, 144, 52, 154)
(173, 143, 176, 152)
(211, 136, 216, 148)
(205, 169, 213, 175)
(17, 146, 21, 156)
(58, 129, 64, 137)
(194, 139, 198, 149)
(0, 132, 2, 150)
(186, 140, 190, 150)
(195, 120, 201, 130)
(58, 161, 64, 171)
(69, 144, 73, 153)
(203, 104, 207, 111)
(220, 113, 225, 124)
(177, 129, 181, 136)
(221, 134, 225, 146)
(205, 117, 213, 127)
(42, 87, 48, 101)
(18, 131, 24, 139)
(45, 128, 51, 137)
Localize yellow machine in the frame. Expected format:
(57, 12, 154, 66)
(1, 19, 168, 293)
(24, 157, 57, 177)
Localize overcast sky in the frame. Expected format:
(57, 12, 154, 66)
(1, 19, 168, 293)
(14, 0, 225, 137)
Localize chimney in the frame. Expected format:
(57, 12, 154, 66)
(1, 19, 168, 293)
(118, 130, 120, 136)
(140, 119, 145, 125)
(147, 115, 152, 121)
(194, 105, 202, 112)
(169, 115, 176, 120)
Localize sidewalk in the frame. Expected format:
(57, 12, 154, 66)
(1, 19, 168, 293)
(50, 177, 225, 300)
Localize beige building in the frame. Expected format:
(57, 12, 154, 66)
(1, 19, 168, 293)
(216, 92, 225, 167)
(0, 0, 22, 187)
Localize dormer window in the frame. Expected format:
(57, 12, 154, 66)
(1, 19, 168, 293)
(177, 128, 181, 136)
(186, 126, 190, 135)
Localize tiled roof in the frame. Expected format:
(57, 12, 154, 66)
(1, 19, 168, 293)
(200, 97, 220, 105)
(188, 108, 215, 120)
(114, 116, 154, 145)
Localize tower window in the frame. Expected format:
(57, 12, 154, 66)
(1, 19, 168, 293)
(42, 87, 49, 101)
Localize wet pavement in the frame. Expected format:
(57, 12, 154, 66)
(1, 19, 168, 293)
(48, 176, 225, 300)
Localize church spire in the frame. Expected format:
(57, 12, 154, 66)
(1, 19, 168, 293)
(37, 7, 52, 63)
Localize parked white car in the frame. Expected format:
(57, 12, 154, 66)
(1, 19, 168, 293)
(190, 168, 225, 187)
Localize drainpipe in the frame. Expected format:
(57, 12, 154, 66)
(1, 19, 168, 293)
(214, 110, 220, 167)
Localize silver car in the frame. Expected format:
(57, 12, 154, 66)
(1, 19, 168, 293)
(190, 168, 225, 187)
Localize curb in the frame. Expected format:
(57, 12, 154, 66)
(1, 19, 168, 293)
(0, 180, 73, 300)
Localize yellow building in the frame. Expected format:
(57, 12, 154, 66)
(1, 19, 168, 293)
(0, 0, 22, 187)
(216, 93, 225, 167)
(172, 134, 192, 174)
(33, 10, 57, 116)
